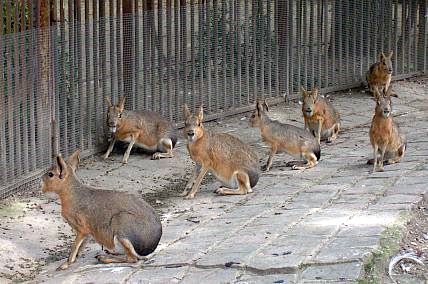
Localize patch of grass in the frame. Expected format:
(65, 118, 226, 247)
(358, 211, 413, 284)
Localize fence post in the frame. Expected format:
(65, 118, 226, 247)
(123, 0, 136, 109)
(276, 0, 287, 97)
(37, 0, 52, 164)
(418, 0, 427, 72)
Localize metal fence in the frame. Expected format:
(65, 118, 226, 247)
(0, 0, 427, 199)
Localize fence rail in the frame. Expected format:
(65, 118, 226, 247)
(0, 0, 427, 199)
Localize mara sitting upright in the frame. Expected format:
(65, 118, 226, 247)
(181, 105, 259, 199)
(250, 99, 320, 171)
(369, 87, 406, 172)
(366, 51, 397, 96)
(41, 150, 162, 270)
(103, 96, 177, 163)
(301, 87, 341, 144)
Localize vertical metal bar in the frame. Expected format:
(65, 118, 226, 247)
(213, 0, 219, 110)
(309, 0, 314, 88)
(75, 0, 84, 149)
(206, 0, 212, 112)
(323, 0, 328, 87)
(345, 0, 350, 82)
(116, 0, 123, 99)
(134, 0, 141, 109)
(412, 0, 418, 72)
(13, 2, 22, 175)
(252, 0, 258, 100)
(222, 0, 227, 107)
(418, 0, 427, 72)
(393, 0, 398, 75)
(6, 0, 15, 175)
(109, 0, 116, 101)
(20, 0, 29, 174)
(236, 0, 242, 104)
(198, 1, 204, 107)
(0, 0, 4, 182)
(288, 0, 294, 93)
(401, 0, 406, 74)
(84, 0, 92, 148)
(180, 0, 187, 118)
(150, 1, 156, 110)
(166, 0, 172, 118)
(142, 0, 148, 109)
(297, 0, 302, 90)
(352, 0, 357, 81)
(158, 0, 164, 113)
(190, 0, 196, 110)
(92, 0, 100, 140)
(266, 0, 272, 97)
(28, 0, 37, 171)
(274, 0, 280, 98)
(302, 0, 308, 88)
(316, 0, 322, 87)
(337, 0, 343, 85)
(174, 0, 180, 121)
(229, 0, 235, 107)
(100, 0, 108, 135)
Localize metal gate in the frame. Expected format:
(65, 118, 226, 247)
(0, 0, 427, 198)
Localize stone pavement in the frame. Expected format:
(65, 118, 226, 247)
(1, 77, 427, 283)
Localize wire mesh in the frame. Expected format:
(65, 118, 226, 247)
(0, 0, 427, 199)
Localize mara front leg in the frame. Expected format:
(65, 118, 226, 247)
(185, 166, 209, 199)
(316, 119, 323, 144)
(57, 232, 87, 270)
(264, 145, 278, 172)
(372, 144, 379, 173)
(180, 165, 200, 197)
(103, 138, 116, 159)
(122, 135, 136, 164)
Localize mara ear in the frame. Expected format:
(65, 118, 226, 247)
(197, 105, 204, 122)
(105, 96, 112, 108)
(388, 50, 393, 58)
(118, 96, 126, 112)
(183, 104, 191, 119)
(67, 149, 80, 173)
(56, 155, 68, 179)
(379, 52, 386, 62)
(312, 87, 319, 100)
(300, 86, 307, 96)
(263, 98, 269, 112)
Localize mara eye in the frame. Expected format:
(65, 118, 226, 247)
(48, 172, 54, 178)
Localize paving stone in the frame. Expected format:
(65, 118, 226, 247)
(377, 194, 422, 204)
(300, 262, 363, 281)
(236, 272, 297, 283)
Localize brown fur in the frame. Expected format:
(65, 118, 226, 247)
(301, 87, 341, 144)
(369, 87, 406, 172)
(366, 51, 397, 97)
(41, 150, 162, 270)
(181, 105, 259, 199)
(104, 96, 177, 163)
(250, 99, 321, 171)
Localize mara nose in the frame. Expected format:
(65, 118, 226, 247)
(388, 68, 393, 73)
(305, 108, 312, 113)
(187, 130, 195, 137)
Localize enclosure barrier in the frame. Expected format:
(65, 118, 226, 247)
(0, 0, 427, 199)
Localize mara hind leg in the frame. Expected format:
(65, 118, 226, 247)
(327, 123, 340, 143)
(387, 143, 406, 165)
(96, 238, 145, 264)
(215, 172, 251, 195)
(263, 145, 277, 172)
(152, 138, 174, 160)
(291, 151, 318, 170)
